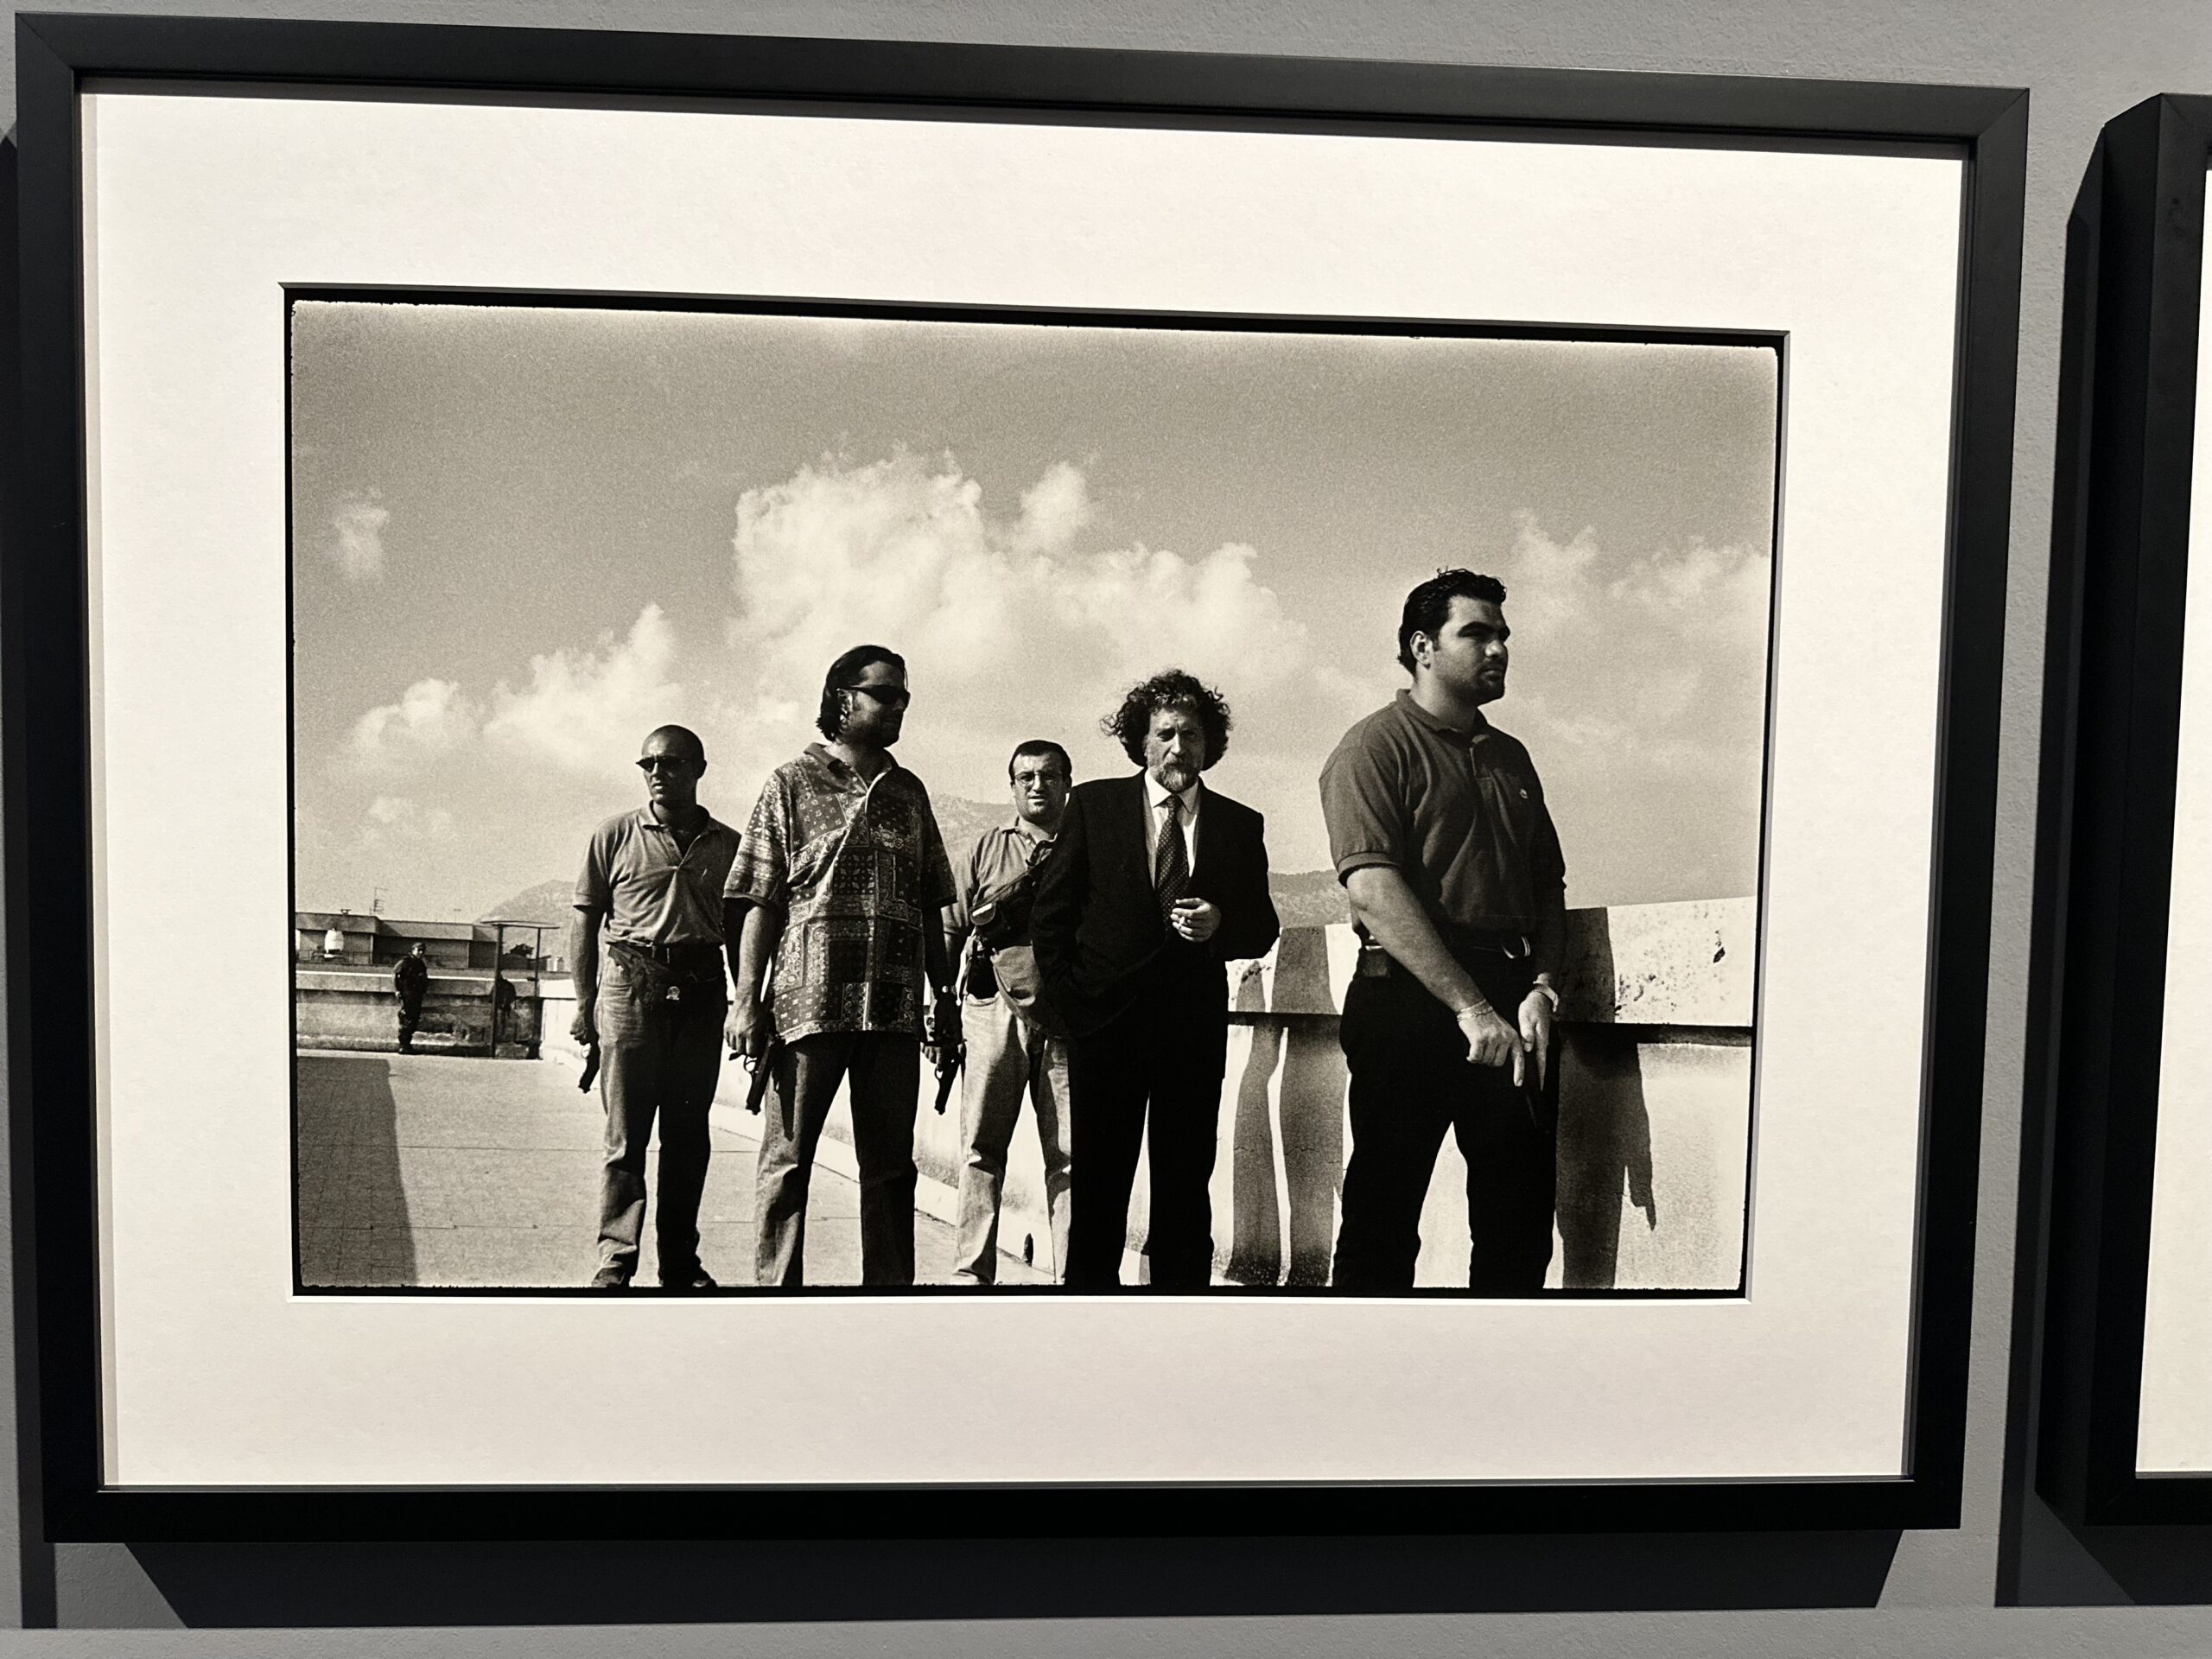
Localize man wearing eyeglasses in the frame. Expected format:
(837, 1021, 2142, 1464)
(570, 724, 742, 1290)
(725, 645, 959, 1287)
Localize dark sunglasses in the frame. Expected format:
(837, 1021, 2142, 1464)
(842, 683, 912, 708)
(636, 754, 693, 774)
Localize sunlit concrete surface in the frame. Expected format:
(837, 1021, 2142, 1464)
(293, 1048, 1050, 1289)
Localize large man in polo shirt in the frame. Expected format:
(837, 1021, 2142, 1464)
(571, 724, 743, 1291)
(1321, 569, 1568, 1294)
(725, 645, 960, 1287)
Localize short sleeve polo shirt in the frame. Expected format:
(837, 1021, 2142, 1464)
(573, 808, 742, 950)
(1319, 690, 1566, 936)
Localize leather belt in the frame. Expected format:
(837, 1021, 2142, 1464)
(610, 938, 722, 969)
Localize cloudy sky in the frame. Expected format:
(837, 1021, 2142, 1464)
(291, 301, 1777, 922)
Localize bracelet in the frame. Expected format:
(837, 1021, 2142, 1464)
(1529, 982, 1562, 1014)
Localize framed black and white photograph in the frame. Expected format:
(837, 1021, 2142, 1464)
(2034, 92, 2212, 1528)
(9, 16, 2024, 1538)
(286, 293, 1777, 1304)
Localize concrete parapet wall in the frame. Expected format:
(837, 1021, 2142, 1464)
(1235, 902, 1754, 1027)
(297, 967, 543, 1058)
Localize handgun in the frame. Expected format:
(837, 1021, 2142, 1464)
(744, 1036, 782, 1115)
(577, 1041, 600, 1093)
(931, 1038, 964, 1116)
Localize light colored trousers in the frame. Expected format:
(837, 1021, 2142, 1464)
(954, 990, 1072, 1283)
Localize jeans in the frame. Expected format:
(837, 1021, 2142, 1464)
(594, 957, 726, 1282)
(952, 992, 1072, 1284)
(1330, 957, 1559, 1294)
(754, 1030, 921, 1287)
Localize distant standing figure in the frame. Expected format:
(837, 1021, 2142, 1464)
(1033, 671, 1281, 1290)
(391, 943, 429, 1053)
(570, 725, 742, 1291)
(943, 740, 1077, 1284)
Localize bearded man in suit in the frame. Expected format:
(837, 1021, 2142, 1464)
(1033, 670, 1280, 1291)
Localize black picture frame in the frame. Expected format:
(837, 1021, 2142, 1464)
(2032, 92, 2212, 1529)
(8, 13, 2025, 1541)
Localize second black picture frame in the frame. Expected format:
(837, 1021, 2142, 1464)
(2035, 92, 2212, 1528)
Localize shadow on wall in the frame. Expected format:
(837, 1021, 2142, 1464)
(1226, 929, 1347, 1287)
(294, 1054, 417, 1286)
(1559, 1025, 1656, 1288)
(1555, 909, 1656, 1289)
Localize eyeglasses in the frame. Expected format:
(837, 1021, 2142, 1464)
(842, 684, 912, 708)
(636, 754, 692, 774)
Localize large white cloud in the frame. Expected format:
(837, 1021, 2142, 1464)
(719, 453, 1319, 804)
(482, 604, 684, 780)
(363, 795, 455, 845)
(345, 606, 683, 784)
(347, 677, 480, 771)
(321, 462, 1773, 910)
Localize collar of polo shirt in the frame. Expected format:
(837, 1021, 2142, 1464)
(1396, 686, 1492, 741)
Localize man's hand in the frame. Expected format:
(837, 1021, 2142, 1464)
(569, 1004, 596, 1048)
(1170, 897, 1222, 944)
(728, 997, 772, 1060)
(925, 992, 963, 1062)
(1456, 1002, 1529, 1082)
(1517, 989, 1555, 1091)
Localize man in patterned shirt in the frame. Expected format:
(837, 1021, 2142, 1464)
(725, 645, 959, 1287)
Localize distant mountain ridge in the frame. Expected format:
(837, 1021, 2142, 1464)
(480, 797, 1349, 931)
(480, 878, 577, 931)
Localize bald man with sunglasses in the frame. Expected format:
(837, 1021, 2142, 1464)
(571, 724, 742, 1290)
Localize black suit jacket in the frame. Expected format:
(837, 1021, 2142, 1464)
(1032, 773, 1281, 1039)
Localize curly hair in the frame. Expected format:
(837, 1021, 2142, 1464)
(1101, 670, 1233, 770)
(1397, 569, 1508, 673)
(816, 644, 906, 741)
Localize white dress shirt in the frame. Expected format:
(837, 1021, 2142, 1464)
(1142, 771, 1203, 872)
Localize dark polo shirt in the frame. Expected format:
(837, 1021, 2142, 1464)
(1319, 690, 1566, 943)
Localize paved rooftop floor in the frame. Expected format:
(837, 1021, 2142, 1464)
(296, 1049, 1049, 1290)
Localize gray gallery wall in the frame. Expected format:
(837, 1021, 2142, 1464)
(3, 0, 2210, 1650)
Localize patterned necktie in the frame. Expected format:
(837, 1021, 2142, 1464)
(1154, 791, 1190, 927)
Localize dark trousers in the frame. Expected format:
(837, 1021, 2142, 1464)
(396, 995, 423, 1050)
(754, 1031, 920, 1287)
(595, 960, 726, 1281)
(1331, 957, 1559, 1294)
(1065, 954, 1229, 1290)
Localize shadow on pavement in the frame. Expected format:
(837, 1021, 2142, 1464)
(295, 1055, 416, 1286)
